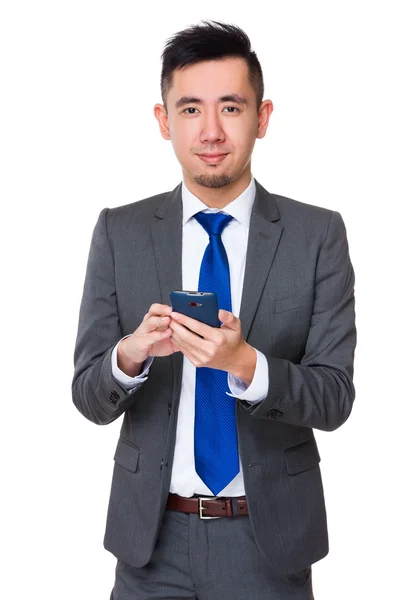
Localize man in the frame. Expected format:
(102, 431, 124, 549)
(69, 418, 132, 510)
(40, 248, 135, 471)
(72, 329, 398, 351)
(72, 20, 356, 600)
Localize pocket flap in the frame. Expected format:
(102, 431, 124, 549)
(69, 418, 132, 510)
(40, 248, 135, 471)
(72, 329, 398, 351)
(274, 291, 314, 313)
(285, 437, 320, 475)
(114, 438, 140, 473)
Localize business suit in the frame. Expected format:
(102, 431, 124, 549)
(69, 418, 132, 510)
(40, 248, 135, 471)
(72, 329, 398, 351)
(72, 178, 356, 577)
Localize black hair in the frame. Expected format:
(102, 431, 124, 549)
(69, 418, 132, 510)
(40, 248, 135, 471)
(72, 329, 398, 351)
(160, 20, 264, 110)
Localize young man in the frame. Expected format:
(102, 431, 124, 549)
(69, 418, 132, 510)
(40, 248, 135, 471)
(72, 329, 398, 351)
(72, 20, 356, 600)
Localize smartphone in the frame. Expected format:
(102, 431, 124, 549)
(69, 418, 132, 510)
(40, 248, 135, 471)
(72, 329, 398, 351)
(170, 291, 220, 328)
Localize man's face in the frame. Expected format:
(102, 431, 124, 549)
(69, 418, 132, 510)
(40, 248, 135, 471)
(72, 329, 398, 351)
(155, 57, 272, 190)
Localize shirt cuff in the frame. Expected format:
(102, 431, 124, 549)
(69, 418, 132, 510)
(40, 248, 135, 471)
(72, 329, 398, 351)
(226, 349, 268, 404)
(111, 335, 153, 391)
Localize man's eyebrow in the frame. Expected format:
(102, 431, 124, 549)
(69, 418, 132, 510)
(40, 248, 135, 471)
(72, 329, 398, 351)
(175, 96, 201, 109)
(219, 94, 248, 105)
(175, 94, 248, 109)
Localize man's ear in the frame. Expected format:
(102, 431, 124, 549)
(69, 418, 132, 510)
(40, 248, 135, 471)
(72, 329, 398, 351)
(154, 103, 170, 140)
(256, 99, 274, 140)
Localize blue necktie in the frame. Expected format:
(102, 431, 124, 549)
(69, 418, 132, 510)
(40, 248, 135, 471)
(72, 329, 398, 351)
(193, 211, 239, 495)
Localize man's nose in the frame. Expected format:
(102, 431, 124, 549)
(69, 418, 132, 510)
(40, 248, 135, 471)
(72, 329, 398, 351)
(199, 109, 225, 144)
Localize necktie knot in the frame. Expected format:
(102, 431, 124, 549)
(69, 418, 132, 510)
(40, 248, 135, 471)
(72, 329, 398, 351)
(194, 212, 233, 237)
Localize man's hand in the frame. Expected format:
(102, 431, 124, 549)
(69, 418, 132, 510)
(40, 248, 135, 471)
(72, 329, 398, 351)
(169, 309, 256, 386)
(117, 304, 179, 376)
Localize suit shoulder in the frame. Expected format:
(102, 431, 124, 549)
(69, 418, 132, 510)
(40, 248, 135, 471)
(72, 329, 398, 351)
(266, 190, 344, 242)
(107, 190, 171, 220)
(273, 192, 342, 232)
(273, 193, 334, 220)
(99, 189, 175, 238)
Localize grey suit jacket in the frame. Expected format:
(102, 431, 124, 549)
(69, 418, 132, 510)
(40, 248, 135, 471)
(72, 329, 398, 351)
(72, 179, 356, 574)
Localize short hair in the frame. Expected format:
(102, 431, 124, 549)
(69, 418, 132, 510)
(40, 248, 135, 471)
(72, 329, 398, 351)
(160, 20, 264, 110)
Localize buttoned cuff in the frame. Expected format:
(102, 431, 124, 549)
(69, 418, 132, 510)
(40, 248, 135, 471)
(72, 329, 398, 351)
(226, 349, 268, 404)
(111, 335, 153, 392)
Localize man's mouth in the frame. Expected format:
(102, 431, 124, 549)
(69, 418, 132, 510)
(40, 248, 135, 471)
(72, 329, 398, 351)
(197, 153, 228, 165)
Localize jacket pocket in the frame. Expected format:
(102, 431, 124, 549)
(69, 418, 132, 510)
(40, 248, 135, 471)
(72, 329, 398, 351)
(274, 291, 314, 313)
(284, 437, 320, 475)
(113, 438, 140, 473)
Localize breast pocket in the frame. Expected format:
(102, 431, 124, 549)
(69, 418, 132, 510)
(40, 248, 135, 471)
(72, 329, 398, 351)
(274, 290, 314, 314)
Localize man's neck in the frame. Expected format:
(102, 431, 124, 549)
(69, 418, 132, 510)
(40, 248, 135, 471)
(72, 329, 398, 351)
(183, 172, 252, 209)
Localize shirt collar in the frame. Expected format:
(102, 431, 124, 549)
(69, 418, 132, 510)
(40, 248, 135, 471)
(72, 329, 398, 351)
(181, 176, 256, 229)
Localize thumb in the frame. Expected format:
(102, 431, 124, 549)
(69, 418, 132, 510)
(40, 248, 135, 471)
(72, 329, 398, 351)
(219, 309, 237, 329)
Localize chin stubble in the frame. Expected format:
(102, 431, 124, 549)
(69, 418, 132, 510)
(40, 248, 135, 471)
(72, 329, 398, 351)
(193, 173, 233, 188)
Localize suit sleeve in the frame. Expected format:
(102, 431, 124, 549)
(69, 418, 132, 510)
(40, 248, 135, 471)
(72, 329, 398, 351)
(72, 208, 141, 425)
(240, 211, 356, 432)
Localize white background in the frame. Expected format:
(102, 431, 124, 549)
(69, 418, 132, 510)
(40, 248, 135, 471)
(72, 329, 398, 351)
(1, 1, 417, 598)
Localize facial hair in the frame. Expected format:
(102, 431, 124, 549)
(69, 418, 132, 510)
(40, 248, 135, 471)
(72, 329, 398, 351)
(193, 173, 232, 188)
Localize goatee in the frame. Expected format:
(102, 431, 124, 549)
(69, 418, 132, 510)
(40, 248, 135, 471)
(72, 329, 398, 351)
(193, 173, 232, 188)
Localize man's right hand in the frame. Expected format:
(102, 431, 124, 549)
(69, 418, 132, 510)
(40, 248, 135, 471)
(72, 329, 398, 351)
(117, 304, 177, 377)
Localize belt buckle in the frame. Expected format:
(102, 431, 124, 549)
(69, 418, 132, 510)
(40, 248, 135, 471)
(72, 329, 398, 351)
(198, 496, 221, 520)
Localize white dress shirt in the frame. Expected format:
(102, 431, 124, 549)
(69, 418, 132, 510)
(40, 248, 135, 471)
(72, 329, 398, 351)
(111, 176, 269, 496)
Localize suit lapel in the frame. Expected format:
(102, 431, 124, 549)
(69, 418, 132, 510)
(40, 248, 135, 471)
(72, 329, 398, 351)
(240, 179, 284, 340)
(150, 183, 183, 304)
(150, 182, 183, 397)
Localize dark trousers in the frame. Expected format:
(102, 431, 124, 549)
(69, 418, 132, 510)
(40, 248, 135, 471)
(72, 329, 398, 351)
(110, 508, 314, 599)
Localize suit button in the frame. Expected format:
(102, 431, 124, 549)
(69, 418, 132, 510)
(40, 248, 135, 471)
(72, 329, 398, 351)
(266, 408, 282, 419)
(109, 390, 120, 405)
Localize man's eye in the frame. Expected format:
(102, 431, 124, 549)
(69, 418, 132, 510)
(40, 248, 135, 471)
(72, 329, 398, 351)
(223, 106, 239, 113)
(183, 107, 199, 114)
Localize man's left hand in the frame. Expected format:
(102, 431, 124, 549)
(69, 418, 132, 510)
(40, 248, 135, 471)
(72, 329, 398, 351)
(169, 309, 256, 385)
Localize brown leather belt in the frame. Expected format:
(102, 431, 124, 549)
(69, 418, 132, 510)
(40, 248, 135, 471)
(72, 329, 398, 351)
(167, 493, 249, 519)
